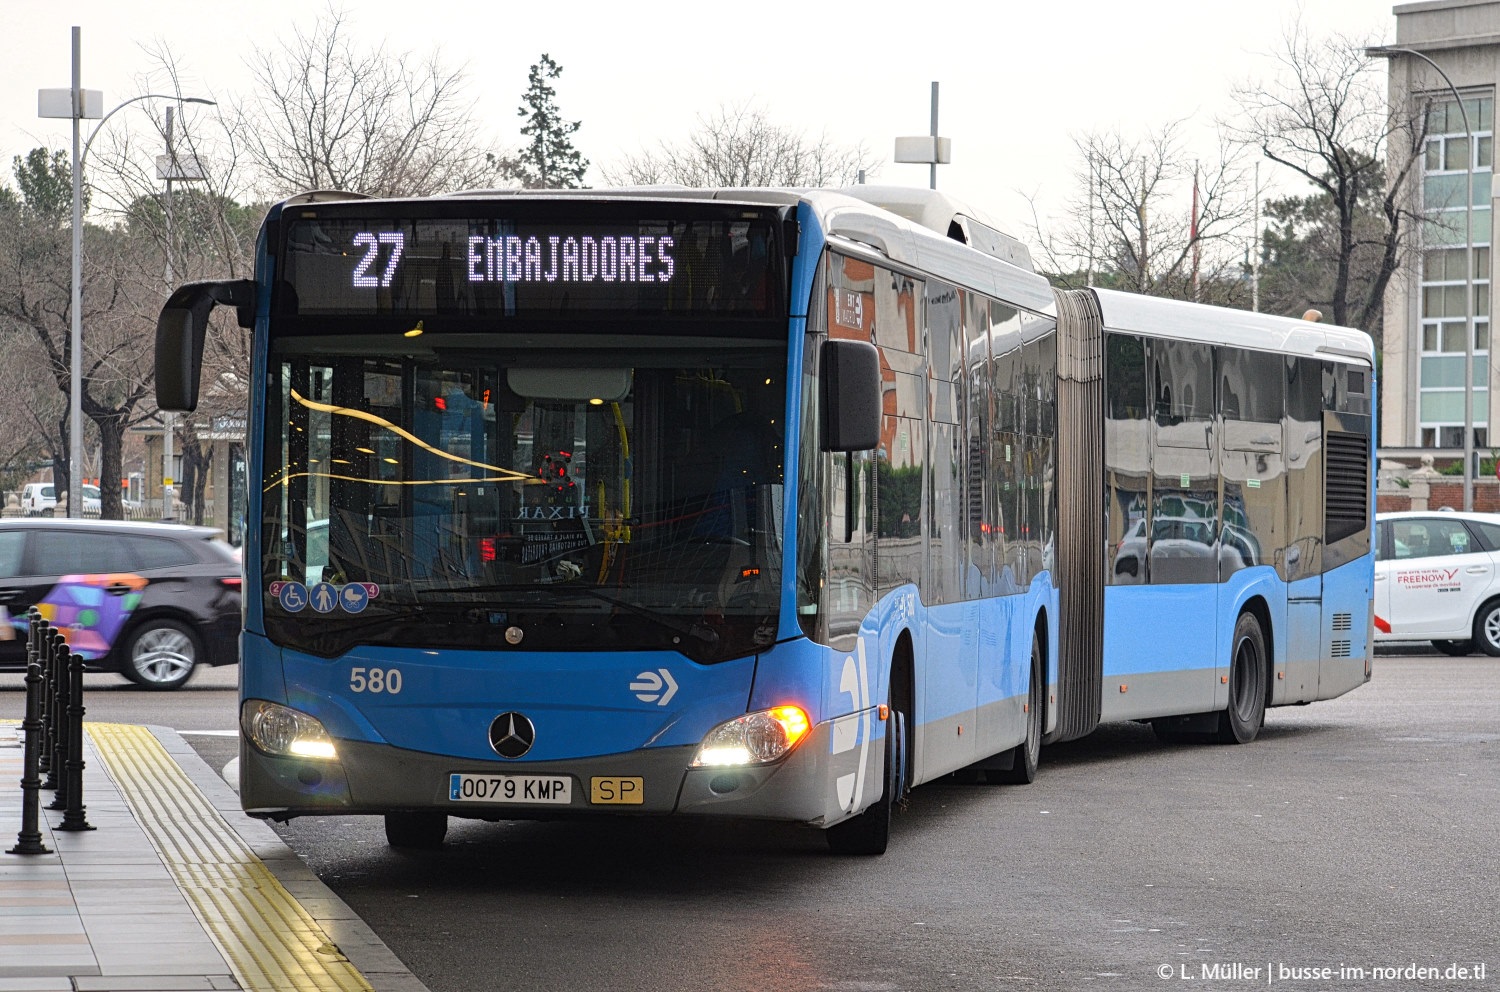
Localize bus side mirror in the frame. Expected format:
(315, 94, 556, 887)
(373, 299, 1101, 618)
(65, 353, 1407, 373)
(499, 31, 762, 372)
(155, 280, 255, 412)
(821, 339, 882, 452)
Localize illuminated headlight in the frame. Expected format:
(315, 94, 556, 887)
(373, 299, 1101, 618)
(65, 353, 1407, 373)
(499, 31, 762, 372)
(691, 706, 811, 767)
(241, 700, 339, 760)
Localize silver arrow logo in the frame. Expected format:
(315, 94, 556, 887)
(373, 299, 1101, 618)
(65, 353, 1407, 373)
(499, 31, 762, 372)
(629, 668, 678, 706)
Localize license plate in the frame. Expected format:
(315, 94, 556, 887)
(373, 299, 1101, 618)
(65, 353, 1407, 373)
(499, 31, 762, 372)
(448, 773, 572, 804)
(590, 776, 645, 805)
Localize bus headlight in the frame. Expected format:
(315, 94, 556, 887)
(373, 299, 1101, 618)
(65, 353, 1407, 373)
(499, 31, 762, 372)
(691, 706, 811, 766)
(242, 700, 339, 760)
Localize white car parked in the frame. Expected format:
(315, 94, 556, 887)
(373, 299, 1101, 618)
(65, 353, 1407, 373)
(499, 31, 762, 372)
(1375, 509, 1500, 656)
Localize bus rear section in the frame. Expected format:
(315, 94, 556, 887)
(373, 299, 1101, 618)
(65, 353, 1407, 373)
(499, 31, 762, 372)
(1072, 289, 1375, 742)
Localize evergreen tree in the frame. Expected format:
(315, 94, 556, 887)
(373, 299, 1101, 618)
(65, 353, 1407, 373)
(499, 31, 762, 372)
(12, 149, 85, 224)
(1259, 177, 1389, 349)
(516, 54, 588, 189)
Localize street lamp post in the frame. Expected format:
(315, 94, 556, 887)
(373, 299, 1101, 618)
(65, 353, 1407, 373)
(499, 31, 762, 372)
(37, 28, 98, 518)
(1370, 46, 1478, 510)
(37, 26, 214, 519)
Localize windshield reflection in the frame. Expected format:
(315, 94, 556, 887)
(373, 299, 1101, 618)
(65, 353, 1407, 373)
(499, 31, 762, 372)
(263, 342, 786, 662)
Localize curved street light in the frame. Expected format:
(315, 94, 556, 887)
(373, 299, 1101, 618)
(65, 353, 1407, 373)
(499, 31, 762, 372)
(37, 25, 215, 518)
(81, 93, 216, 165)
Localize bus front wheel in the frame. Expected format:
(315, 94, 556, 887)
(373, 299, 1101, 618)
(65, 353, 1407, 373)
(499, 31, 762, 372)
(384, 812, 448, 850)
(826, 701, 905, 856)
(1216, 612, 1268, 745)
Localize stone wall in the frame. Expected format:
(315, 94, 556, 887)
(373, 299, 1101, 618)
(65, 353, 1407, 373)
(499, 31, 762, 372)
(1377, 454, 1500, 512)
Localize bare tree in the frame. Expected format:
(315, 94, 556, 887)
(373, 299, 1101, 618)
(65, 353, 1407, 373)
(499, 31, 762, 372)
(0, 165, 159, 520)
(85, 47, 263, 524)
(0, 329, 58, 494)
(232, 7, 518, 198)
(603, 103, 876, 188)
(1026, 121, 1257, 304)
(1230, 25, 1426, 333)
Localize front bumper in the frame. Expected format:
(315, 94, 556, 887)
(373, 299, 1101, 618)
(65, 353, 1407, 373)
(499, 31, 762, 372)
(241, 716, 880, 828)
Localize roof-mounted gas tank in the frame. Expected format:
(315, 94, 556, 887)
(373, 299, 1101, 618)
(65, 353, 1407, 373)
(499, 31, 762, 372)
(836, 185, 1033, 272)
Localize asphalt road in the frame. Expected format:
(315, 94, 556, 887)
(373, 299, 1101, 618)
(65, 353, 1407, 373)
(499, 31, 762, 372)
(4, 654, 1495, 991)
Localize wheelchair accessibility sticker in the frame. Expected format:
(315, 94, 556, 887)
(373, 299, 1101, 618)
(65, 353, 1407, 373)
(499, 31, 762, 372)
(270, 581, 379, 614)
(274, 581, 307, 613)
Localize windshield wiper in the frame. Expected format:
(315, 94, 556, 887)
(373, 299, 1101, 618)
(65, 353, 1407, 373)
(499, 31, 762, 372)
(279, 582, 721, 653)
(566, 587, 719, 652)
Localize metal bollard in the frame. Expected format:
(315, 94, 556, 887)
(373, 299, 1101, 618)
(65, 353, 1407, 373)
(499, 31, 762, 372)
(45, 631, 69, 811)
(34, 615, 55, 783)
(7, 645, 51, 855)
(56, 650, 93, 832)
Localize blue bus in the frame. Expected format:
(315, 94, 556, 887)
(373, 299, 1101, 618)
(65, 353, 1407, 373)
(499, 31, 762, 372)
(155, 185, 1374, 855)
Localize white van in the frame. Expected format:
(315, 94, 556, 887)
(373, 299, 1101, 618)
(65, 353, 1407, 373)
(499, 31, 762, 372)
(19, 482, 102, 516)
(20, 483, 54, 515)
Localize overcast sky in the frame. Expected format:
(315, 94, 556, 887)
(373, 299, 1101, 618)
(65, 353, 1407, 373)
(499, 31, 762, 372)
(3, 0, 1399, 239)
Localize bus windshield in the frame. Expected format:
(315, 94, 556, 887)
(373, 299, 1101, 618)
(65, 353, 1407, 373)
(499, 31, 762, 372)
(262, 338, 787, 663)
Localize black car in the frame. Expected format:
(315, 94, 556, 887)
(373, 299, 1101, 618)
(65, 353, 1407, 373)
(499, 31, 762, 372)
(0, 519, 241, 689)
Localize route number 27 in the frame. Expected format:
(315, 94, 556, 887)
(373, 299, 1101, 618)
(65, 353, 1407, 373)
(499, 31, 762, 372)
(350, 667, 402, 694)
(351, 232, 406, 288)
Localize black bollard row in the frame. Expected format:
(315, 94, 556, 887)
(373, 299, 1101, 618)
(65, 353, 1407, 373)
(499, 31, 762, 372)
(15, 612, 93, 837)
(7, 612, 50, 855)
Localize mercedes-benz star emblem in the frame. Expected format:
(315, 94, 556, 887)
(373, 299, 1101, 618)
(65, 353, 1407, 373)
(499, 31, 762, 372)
(489, 712, 536, 759)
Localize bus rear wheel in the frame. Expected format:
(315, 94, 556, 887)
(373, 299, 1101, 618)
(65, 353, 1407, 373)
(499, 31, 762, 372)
(989, 635, 1043, 784)
(384, 812, 448, 850)
(1216, 612, 1268, 745)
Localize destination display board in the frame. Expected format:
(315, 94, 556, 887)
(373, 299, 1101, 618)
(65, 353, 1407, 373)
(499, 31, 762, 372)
(277, 209, 783, 320)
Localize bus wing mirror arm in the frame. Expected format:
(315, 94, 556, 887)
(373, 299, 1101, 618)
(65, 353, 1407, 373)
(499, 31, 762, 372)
(155, 279, 255, 413)
(821, 339, 882, 453)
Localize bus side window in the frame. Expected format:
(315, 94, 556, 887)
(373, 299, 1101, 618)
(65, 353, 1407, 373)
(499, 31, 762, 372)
(1105, 334, 1149, 586)
(1149, 338, 1217, 585)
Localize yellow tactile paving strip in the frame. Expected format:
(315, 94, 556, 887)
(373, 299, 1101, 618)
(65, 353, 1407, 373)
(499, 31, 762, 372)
(87, 723, 374, 992)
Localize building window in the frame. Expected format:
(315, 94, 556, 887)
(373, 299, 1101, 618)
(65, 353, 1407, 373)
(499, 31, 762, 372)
(1420, 93, 1494, 447)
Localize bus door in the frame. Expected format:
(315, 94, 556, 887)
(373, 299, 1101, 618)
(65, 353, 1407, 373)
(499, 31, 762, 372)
(1281, 356, 1325, 703)
(923, 281, 981, 773)
(1218, 348, 1285, 712)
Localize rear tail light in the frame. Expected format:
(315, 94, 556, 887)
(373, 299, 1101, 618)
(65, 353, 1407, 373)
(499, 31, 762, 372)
(219, 577, 242, 587)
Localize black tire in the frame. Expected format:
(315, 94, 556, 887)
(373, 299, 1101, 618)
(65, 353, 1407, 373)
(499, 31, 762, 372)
(1472, 600, 1500, 656)
(1216, 612, 1269, 744)
(826, 705, 905, 856)
(384, 812, 448, 850)
(989, 635, 1043, 784)
(1432, 639, 1476, 657)
(120, 618, 200, 690)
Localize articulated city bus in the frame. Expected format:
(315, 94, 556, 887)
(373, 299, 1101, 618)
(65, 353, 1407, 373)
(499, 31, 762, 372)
(155, 185, 1373, 855)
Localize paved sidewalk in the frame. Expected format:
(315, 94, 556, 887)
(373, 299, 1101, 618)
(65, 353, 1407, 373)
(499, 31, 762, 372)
(0, 721, 430, 992)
